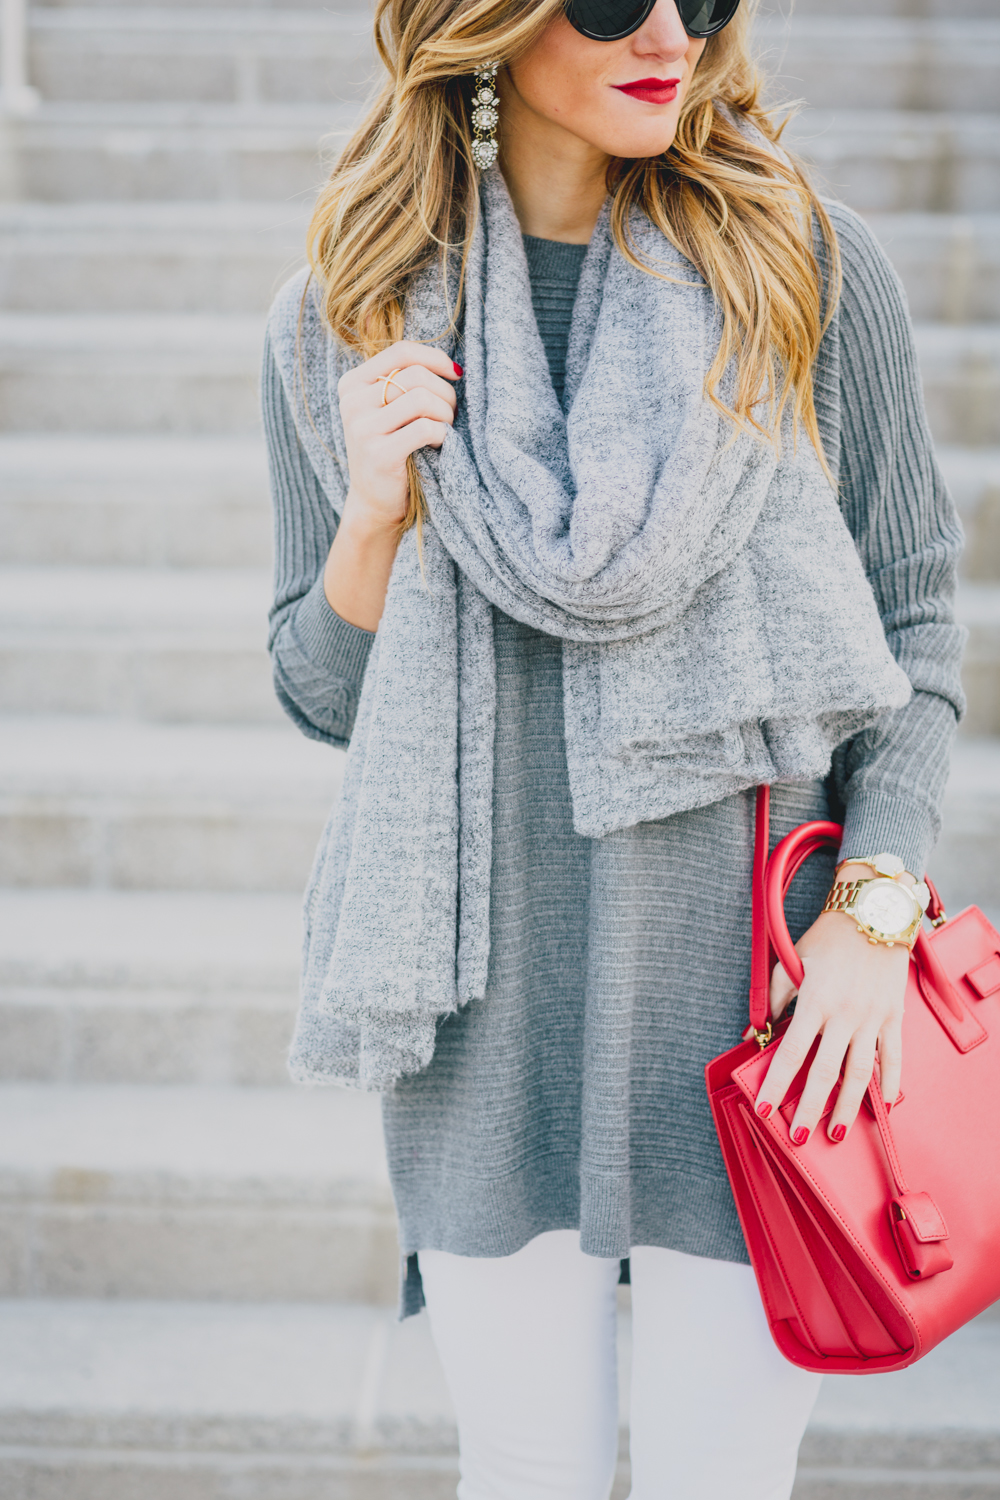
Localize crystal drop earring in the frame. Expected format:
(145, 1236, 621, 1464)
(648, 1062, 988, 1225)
(470, 62, 500, 171)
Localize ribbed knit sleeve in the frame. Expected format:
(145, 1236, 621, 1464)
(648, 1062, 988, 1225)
(823, 202, 967, 877)
(262, 332, 374, 748)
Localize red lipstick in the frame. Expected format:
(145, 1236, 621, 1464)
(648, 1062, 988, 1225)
(612, 76, 680, 105)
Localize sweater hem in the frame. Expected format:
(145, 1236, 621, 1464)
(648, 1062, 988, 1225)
(393, 1156, 749, 1318)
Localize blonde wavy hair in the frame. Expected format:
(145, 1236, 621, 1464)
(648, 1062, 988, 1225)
(306, 0, 841, 533)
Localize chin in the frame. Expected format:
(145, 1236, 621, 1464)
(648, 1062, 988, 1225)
(589, 127, 681, 160)
(583, 106, 682, 161)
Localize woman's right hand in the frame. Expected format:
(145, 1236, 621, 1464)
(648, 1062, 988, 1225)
(337, 341, 462, 530)
(323, 343, 461, 632)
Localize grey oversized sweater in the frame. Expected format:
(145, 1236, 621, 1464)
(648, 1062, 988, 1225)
(264, 205, 964, 1314)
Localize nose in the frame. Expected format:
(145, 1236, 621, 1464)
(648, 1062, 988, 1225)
(634, 0, 693, 57)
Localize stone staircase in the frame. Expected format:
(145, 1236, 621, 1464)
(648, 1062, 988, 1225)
(0, 0, 998, 1495)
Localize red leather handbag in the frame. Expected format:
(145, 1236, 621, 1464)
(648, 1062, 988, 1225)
(706, 785, 1000, 1374)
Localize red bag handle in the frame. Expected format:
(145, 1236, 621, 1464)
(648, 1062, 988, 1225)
(750, 786, 957, 1032)
(748, 786, 772, 1033)
(749, 786, 842, 1031)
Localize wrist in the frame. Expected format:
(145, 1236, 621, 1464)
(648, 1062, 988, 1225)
(324, 492, 402, 633)
(817, 907, 912, 958)
(838, 861, 916, 889)
(339, 490, 403, 546)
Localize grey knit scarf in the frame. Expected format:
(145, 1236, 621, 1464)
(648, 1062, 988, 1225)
(268, 166, 911, 1091)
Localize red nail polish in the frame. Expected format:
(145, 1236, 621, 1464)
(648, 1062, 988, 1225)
(831, 1124, 847, 1143)
(792, 1126, 809, 1146)
(453, 362, 464, 376)
(755, 1101, 772, 1120)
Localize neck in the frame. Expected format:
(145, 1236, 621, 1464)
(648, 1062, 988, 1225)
(496, 78, 609, 244)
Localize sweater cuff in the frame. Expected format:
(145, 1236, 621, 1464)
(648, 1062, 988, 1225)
(295, 571, 375, 685)
(838, 791, 937, 881)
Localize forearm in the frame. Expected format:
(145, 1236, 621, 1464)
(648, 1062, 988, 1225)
(827, 204, 965, 877)
(323, 493, 402, 633)
(263, 336, 375, 745)
(833, 689, 959, 879)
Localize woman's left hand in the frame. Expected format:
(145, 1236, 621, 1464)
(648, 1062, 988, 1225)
(754, 866, 910, 1145)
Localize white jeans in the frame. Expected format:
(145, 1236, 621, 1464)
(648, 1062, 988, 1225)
(419, 1230, 822, 1500)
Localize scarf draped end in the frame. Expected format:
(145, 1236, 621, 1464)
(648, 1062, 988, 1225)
(564, 701, 910, 840)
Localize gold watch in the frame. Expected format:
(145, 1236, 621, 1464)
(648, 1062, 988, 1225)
(823, 855, 930, 950)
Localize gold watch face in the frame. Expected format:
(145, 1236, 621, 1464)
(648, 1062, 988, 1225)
(855, 878, 918, 938)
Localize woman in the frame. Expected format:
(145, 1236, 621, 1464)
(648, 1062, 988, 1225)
(263, 0, 965, 1493)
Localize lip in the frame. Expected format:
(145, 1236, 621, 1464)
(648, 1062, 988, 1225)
(612, 76, 680, 104)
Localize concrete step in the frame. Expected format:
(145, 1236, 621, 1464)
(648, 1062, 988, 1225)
(798, 1314, 1000, 1497)
(2, 203, 997, 323)
(960, 583, 1000, 736)
(0, 1083, 396, 1300)
(0, 313, 262, 433)
(758, 18, 1000, 114)
(940, 445, 1000, 582)
(912, 322, 1000, 447)
(0, 101, 354, 201)
(0, 201, 307, 313)
(779, 0, 1000, 13)
(27, 8, 376, 107)
(0, 566, 281, 723)
(32, 0, 363, 9)
(23, 12, 1000, 114)
(0, 1298, 997, 1499)
(0, 434, 272, 567)
(0, 1297, 463, 1500)
(867, 212, 1000, 323)
(27, 0, 1000, 18)
(933, 736, 1000, 915)
(0, 714, 341, 890)
(0, 888, 300, 1086)
(4, 103, 999, 210)
(782, 110, 1000, 215)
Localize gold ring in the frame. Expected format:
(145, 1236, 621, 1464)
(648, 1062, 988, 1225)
(377, 368, 406, 406)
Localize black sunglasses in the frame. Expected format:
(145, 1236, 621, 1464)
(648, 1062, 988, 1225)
(565, 0, 740, 42)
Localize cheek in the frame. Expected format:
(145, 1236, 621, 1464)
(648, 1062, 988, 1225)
(509, 25, 605, 122)
(687, 37, 708, 74)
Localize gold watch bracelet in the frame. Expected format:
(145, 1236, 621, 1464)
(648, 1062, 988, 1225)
(821, 878, 921, 950)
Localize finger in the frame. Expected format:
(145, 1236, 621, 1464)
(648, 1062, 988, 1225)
(373, 387, 457, 433)
(787, 1021, 854, 1144)
(786, 1023, 851, 1144)
(364, 341, 462, 383)
(385, 416, 451, 457)
(769, 959, 798, 1022)
(754, 1005, 822, 1123)
(824, 1027, 879, 1141)
(374, 365, 458, 413)
(877, 1020, 903, 1113)
(351, 389, 454, 441)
